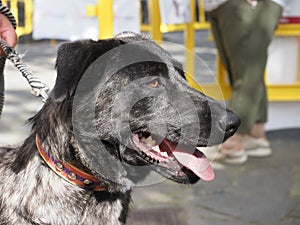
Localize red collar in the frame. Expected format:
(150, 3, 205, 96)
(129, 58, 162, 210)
(36, 135, 106, 192)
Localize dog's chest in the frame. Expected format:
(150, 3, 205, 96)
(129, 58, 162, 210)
(1, 182, 125, 225)
(0, 153, 126, 225)
(1, 198, 124, 225)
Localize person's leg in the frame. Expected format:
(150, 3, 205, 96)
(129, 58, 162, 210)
(208, 0, 282, 162)
(247, 0, 283, 139)
(208, 3, 246, 164)
(207, 9, 233, 84)
(207, 0, 253, 164)
(210, 0, 282, 135)
(209, 0, 262, 134)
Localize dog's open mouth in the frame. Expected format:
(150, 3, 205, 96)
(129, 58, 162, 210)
(132, 132, 215, 182)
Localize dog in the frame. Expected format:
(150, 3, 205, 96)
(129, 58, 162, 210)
(0, 32, 240, 225)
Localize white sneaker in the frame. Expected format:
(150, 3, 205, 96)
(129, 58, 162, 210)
(242, 135, 272, 157)
(219, 148, 248, 165)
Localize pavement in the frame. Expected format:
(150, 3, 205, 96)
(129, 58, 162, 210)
(0, 32, 299, 225)
(128, 129, 300, 225)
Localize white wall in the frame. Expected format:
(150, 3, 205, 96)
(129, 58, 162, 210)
(267, 102, 300, 130)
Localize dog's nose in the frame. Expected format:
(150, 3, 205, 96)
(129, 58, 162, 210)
(218, 111, 241, 141)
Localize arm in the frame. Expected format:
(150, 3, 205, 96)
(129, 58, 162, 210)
(0, 1, 17, 48)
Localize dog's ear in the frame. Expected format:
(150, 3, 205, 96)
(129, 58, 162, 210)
(52, 39, 121, 102)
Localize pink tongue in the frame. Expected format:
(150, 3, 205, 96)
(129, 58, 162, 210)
(173, 150, 215, 181)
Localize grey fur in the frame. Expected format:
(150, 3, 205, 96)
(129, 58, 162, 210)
(0, 33, 240, 225)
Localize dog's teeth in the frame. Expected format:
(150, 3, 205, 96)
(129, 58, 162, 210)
(152, 145, 160, 153)
(160, 151, 169, 158)
(152, 146, 168, 158)
(141, 136, 156, 147)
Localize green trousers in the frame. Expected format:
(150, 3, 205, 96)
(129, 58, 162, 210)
(208, 0, 282, 134)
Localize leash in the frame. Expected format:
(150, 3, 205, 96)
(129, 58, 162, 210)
(0, 39, 49, 103)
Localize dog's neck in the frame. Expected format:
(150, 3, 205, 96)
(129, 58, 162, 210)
(1, 138, 131, 225)
(36, 135, 106, 192)
(35, 132, 131, 193)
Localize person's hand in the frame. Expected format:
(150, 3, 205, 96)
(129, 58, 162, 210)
(0, 13, 17, 55)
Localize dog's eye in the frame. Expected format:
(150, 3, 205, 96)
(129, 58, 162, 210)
(148, 79, 160, 88)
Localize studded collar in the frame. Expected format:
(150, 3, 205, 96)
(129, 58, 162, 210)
(36, 135, 106, 192)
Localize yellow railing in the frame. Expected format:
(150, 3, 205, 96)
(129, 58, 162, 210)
(215, 24, 300, 101)
(2, 0, 33, 37)
(4, 0, 299, 102)
(142, 0, 210, 43)
(205, 23, 300, 101)
(16, 0, 293, 102)
(141, 0, 300, 101)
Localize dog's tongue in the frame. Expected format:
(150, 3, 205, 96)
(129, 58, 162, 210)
(172, 149, 215, 181)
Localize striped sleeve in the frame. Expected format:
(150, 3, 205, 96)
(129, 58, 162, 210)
(0, 0, 17, 29)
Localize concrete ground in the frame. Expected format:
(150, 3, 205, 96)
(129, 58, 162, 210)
(0, 32, 299, 225)
(128, 128, 300, 225)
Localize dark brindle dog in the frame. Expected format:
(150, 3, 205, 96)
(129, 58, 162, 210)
(0, 32, 240, 225)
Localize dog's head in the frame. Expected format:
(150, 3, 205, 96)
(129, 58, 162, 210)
(34, 32, 240, 191)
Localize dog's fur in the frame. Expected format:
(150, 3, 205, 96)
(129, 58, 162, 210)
(0, 33, 240, 225)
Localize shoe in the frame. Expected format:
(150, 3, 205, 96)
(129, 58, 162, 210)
(242, 135, 272, 157)
(218, 148, 248, 165)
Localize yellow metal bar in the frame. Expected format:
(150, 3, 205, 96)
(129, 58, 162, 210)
(192, 83, 230, 100)
(7, 0, 18, 21)
(2, 0, 33, 37)
(194, 23, 211, 30)
(22, 0, 33, 36)
(86, 0, 114, 39)
(148, 0, 162, 43)
(194, 0, 211, 30)
(267, 85, 300, 101)
(198, 0, 205, 22)
(98, 0, 114, 39)
(276, 24, 300, 36)
(185, 0, 196, 87)
(141, 24, 151, 32)
(86, 4, 97, 17)
(161, 24, 185, 33)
